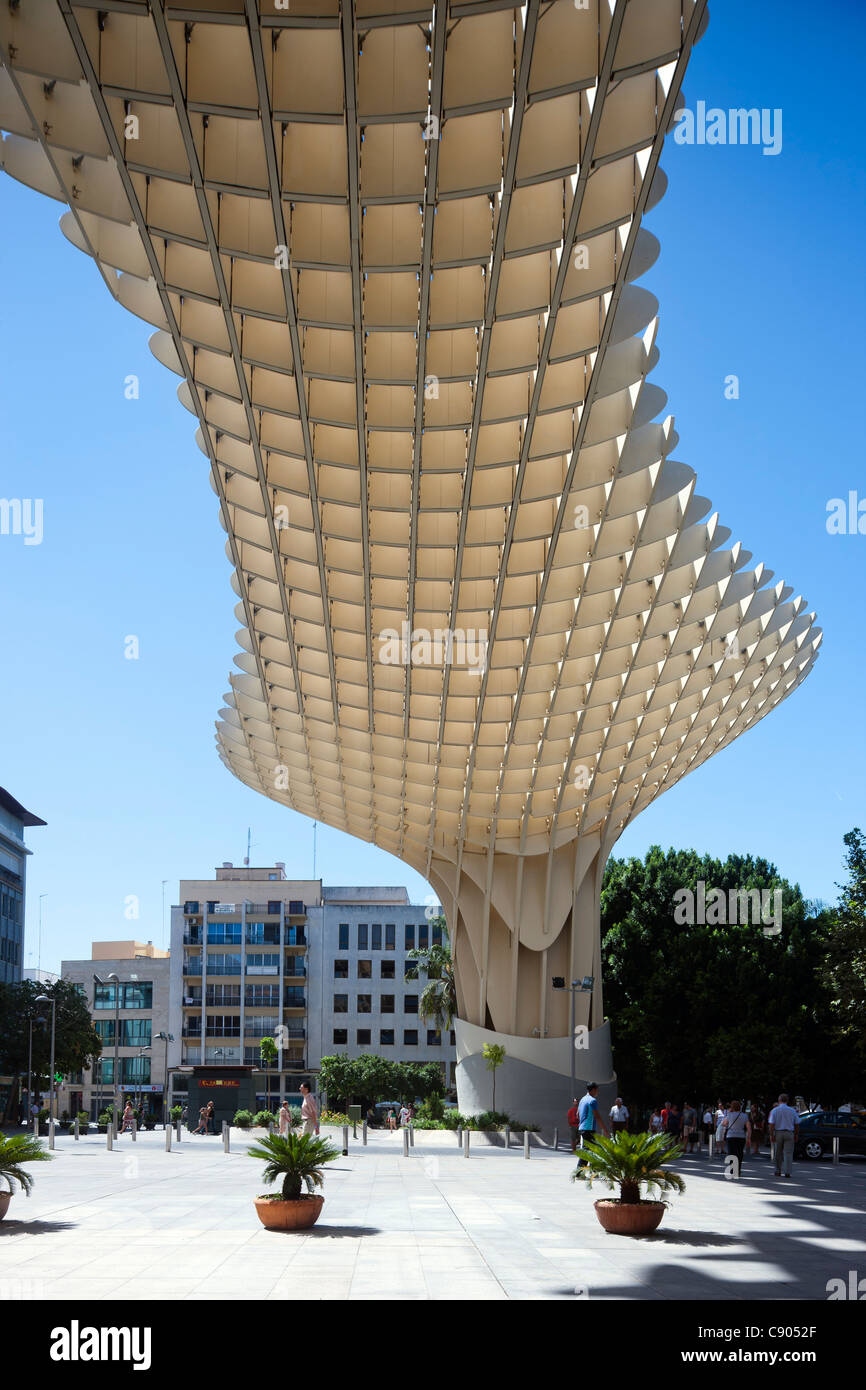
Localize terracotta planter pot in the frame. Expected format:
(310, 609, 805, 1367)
(0, 1191, 11, 1222)
(594, 1199, 665, 1236)
(254, 1194, 324, 1231)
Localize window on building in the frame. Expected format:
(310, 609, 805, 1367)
(245, 985, 279, 1007)
(121, 1056, 150, 1084)
(338, 923, 349, 950)
(404, 995, 418, 1014)
(380, 995, 395, 1014)
(358, 959, 372, 979)
(380, 960, 395, 979)
(208, 954, 241, 976)
(206, 1015, 241, 1037)
(333, 1029, 348, 1045)
(207, 984, 241, 1006)
(94, 982, 155, 1010)
(403, 1029, 418, 1046)
(427, 1029, 441, 1046)
(432, 922, 443, 946)
(333, 994, 348, 1014)
(418, 924, 429, 949)
(121, 1019, 151, 1047)
(184, 901, 200, 914)
(334, 960, 348, 979)
(385, 924, 395, 950)
(405, 924, 415, 950)
(357, 994, 372, 1014)
(371, 924, 382, 950)
(357, 923, 368, 950)
(207, 923, 241, 945)
(357, 1029, 371, 1046)
(380, 1030, 394, 1046)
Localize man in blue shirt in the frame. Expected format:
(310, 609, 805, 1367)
(576, 1082, 610, 1161)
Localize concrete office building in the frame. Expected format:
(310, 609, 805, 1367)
(1, 0, 821, 1125)
(0, 786, 45, 985)
(170, 865, 453, 1108)
(60, 944, 172, 1121)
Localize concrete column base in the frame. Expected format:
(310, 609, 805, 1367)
(454, 1017, 617, 1131)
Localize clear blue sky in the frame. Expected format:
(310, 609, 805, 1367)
(1, 0, 863, 974)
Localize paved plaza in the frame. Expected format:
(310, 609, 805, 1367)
(1, 1127, 864, 1301)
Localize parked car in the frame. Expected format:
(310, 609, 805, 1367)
(794, 1111, 866, 1160)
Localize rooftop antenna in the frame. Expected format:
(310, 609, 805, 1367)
(313, 821, 317, 879)
(244, 827, 251, 867)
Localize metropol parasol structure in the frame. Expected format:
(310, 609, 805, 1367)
(0, 0, 820, 1122)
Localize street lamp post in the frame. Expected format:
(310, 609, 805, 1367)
(156, 1032, 174, 1126)
(35, 993, 56, 1122)
(551, 975, 595, 1112)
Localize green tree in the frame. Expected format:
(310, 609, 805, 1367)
(406, 915, 457, 1031)
(482, 1043, 506, 1112)
(600, 845, 858, 1112)
(319, 1055, 445, 1111)
(819, 828, 866, 1061)
(0, 979, 102, 1123)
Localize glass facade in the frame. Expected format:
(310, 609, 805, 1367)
(94, 982, 153, 1009)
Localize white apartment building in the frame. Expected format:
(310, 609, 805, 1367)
(170, 865, 454, 1107)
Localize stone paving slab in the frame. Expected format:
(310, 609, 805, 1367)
(0, 1127, 864, 1300)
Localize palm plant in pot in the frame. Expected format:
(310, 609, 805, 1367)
(572, 1131, 685, 1235)
(0, 1133, 53, 1220)
(248, 1131, 341, 1231)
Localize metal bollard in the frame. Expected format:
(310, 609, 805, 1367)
(48, 1120, 55, 1150)
(131, 1119, 137, 1142)
(342, 1124, 349, 1156)
(165, 1125, 172, 1152)
(223, 1122, 230, 1153)
(524, 1130, 531, 1160)
(504, 1126, 510, 1149)
(33, 1116, 39, 1140)
(457, 1125, 463, 1147)
(352, 1119, 357, 1140)
(362, 1120, 368, 1146)
(708, 1134, 714, 1160)
(833, 1136, 840, 1165)
(553, 1127, 559, 1151)
(463, 1129, 470, 1158)
(74, 1118, 80, 1141)
(409, 1124, 415, 1148)
(403, 1127, 410, 1158)
(106, 1126, 113, 1151)
(176, 1119, 182, 1143)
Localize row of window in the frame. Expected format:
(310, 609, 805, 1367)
(336, 923, 441, 951)
(334, 993, 419, 1014)
(183, 899, 304, 915)
(184, 951, 305, 974)
(335, 959, 415, 980)
(92, 1057, 151, 1084)
(0, 935, 19, 965)
(93, 983, 153, 1010)
(333, 1029, 454, 1047)
(0, 887, 22, 924)
(94, 1019, 152, 1046)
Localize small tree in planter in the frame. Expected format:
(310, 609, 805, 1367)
(248, 1131, 341, 1231)
(482, 1043, 506, 1113)
(0, 1133, 52, 1220)
(572, 1131, 686, 1236)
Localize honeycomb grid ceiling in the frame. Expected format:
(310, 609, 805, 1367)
(0, 0, 821, 885)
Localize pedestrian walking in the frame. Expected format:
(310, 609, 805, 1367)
(714, 1101, 727, 1155)
(278, 1101, 291, 1137)
(120, 1101, 135, 1134)
(387, 1108, 396, 1132)
(768, 1094, 800, 1178)
(192, 1105, 208, 1135)
(663, 1101, 681, 1147)
(300, 1082, 319, 1136)
(649, 1107, 663, 1136)
(721, 1101, 750, 1174)
(398, 1102, 411, 1128)
(748, 1102, 765, 1156)
(567, 1096, 581, 1152)
(575, 1082, 610, 1161)
(609, 1097, 629, 1135)
(681, 1100, 699, 1153)
(205, 1100, 215, 1134)
(702, 1105, 714, 1149)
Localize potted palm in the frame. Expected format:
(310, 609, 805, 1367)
(572, 1131, 685, 1235)
(248, 1131, 340, 1231)
(0, 1133, 53, 1220)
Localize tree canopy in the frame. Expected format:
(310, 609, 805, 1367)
(0, 978, 103, 1120)
(819, 827, 866, 1061)
(318, 1054, 445, 1110)
(601, 843, 860, 1110)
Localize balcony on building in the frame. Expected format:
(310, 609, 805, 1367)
(283, 986, 305, 1012)
(183, 926, 203, 945)
(205, 1047, 240, 1065)
(183, 955, 202, 976)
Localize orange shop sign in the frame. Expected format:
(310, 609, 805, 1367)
(199, 1080, 240, 1088)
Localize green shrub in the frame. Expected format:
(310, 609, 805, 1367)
(76, 1111, 89, 1127)
(320, 1110, 351, 1125)
(417, 1093, 445, 1122)
(170, 1105, 183, 1121)
(233, 1109, 254, 1129)
(253, 1109, 277, 1129)
(97, 1110, 113, 1128)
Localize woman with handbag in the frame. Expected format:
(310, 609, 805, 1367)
(722, 1101, 751, 1174)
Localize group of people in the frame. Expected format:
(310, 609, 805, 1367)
(568, 1085, 804, 1178)
(386, 1103, 415, 1131)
